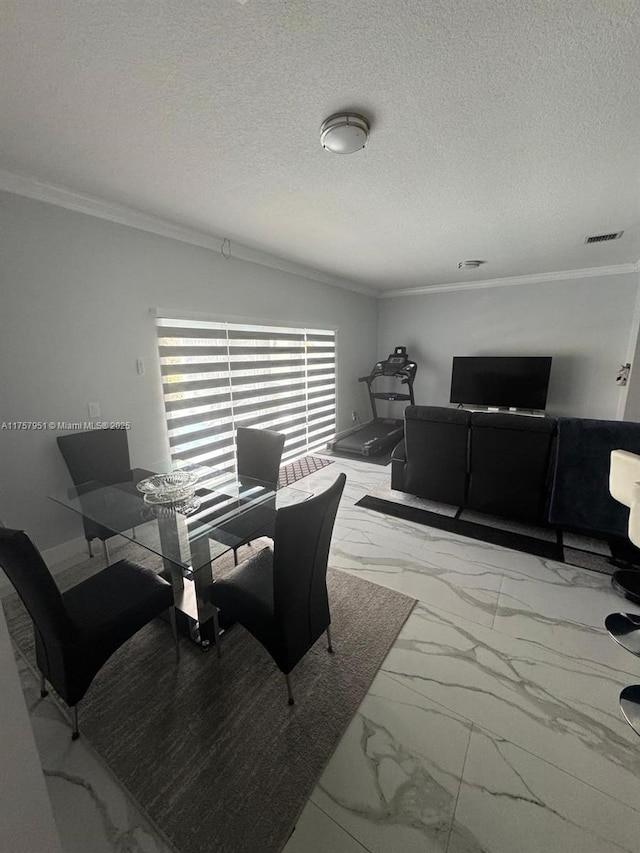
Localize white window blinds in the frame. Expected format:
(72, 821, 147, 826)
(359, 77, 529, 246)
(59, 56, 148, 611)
(156, 317, 336, 476)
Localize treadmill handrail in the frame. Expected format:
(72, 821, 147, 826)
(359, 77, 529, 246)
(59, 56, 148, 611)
(359, 364, 416, 380)
(371, 392, 413, 400)
(353, 347, 417, 428)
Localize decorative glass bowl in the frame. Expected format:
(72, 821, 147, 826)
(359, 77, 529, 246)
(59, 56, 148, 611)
(137, 472, 199, 508)
(143, 496, 202, 517)
(141, 486, 197, 506)
(136, 471, 199, 497)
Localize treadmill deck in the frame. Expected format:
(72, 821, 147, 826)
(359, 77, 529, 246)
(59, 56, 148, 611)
(332, 418, 402, 457)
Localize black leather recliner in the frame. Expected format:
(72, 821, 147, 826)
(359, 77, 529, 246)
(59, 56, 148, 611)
(467, 412, 557, 523)
(392, 406, 470, 505)
(391, 406, 557, 523)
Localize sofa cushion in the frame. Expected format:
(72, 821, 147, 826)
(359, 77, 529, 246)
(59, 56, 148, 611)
(467, 413, 556, 522)
(549, 417, 640, 536)
(470, 411, 556, 433)
(405, 405, 471, 425)
(403, 406, 470, 504)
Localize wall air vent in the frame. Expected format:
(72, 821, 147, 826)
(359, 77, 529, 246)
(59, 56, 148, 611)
(584, 231, 624, 244)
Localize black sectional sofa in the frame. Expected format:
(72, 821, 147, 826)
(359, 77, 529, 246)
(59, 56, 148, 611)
(391, 405, 640, 540)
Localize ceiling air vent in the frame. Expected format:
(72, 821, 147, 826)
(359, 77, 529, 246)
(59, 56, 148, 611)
(584, 231, 624, 244)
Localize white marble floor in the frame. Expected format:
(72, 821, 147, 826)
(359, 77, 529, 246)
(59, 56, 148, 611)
(16, 455, 640, 852)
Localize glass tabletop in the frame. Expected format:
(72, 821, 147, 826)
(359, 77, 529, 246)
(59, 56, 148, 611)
(48, 464, 310, 573)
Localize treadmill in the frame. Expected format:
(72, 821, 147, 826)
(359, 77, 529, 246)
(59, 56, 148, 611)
(328, 346, 417, 458)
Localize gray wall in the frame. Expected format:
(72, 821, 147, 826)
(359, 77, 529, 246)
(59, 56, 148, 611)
(377, 273, 640, 420)
(3, 189, 638, 553)
(622, 311, 640, 422)
(0, 192, 377, 551)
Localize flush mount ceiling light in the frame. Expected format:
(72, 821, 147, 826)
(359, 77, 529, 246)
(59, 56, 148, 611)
(320, 113, 370, 154)
(457, 260, 485, 270)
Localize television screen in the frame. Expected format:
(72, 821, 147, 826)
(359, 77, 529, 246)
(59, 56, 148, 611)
(450, 357, 552, 410)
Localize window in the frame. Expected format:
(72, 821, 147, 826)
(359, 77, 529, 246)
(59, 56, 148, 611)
(156, 316, 336, 480)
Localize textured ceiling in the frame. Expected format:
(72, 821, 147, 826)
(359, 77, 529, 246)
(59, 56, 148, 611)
(1, 0, 639, 292)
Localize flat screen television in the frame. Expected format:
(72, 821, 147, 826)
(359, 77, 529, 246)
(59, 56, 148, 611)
(450, 356, 553, 410)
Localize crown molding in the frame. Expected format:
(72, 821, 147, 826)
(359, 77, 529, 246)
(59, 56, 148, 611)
(379, 262, 640, 297)
(0, 169, 376, 297)
(3, 168, 637, 301)
(380, 263, 640, 297)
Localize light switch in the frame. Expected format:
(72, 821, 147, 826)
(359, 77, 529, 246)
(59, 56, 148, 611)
(88, 402, 101, 418)
(136, 358, 145, 375)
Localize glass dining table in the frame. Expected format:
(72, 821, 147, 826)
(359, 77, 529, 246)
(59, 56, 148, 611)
(48, 463, 310, 648)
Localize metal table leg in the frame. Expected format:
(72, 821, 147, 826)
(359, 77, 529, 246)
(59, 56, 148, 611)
(156, 513, 215, 648)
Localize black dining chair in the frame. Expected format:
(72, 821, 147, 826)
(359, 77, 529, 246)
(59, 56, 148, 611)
(229, 426, 286, 564)
(0, 527, 178, 740)
(209, 473, 346, 704)
(236, 426, 286, 487)
(57, 429, 146, 562)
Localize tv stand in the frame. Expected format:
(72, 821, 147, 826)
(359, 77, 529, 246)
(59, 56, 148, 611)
(458, 405, 546, 418)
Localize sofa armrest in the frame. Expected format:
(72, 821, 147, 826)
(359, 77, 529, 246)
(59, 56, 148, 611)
(391, 440, 406, 491)
(391, 439, 406, 463)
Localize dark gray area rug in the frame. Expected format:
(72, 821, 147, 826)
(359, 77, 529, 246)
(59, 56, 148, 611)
(4, 549, 414, 853)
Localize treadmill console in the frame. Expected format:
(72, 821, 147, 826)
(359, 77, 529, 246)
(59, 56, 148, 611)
(371, 346, 417, 381)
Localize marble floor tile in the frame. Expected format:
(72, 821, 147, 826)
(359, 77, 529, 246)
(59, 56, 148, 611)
(16, 455, 640, 853)
(416, 536, 574, 587)
(307, 456, 388, 496)
(337, 483, 615, 596)
(383, 603, 640, 812)
(492, 569, 640, 678)
(338, 496, 568, 589)
(365, 482, 459, 517)
(458, 508, 558, 542)
(310, 671, 472, 853)
(20, 659, 174, 853)
(448, 726, 640, 853)
(333, 519, 503, 628)
(563, 530, 611, 555)
(331, 518, 358, 542)
(282, 801, 369, 853)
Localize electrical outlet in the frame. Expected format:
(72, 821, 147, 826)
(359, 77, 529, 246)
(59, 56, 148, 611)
(88, 402, 101, 418)
(351, 410, 358, 422)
